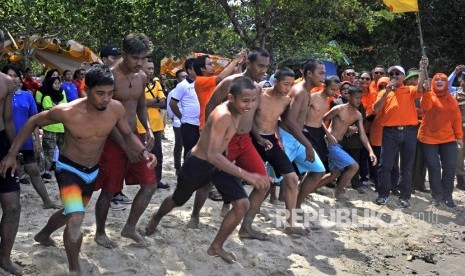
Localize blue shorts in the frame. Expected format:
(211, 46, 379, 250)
(278, 128, 325, 174)
(327, 144, 357, 171)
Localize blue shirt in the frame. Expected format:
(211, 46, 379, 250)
(61, 82, 78, 102)
(12, 89, 38, 150)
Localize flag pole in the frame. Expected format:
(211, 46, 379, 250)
(415, 11, 426, 58)
(415, 9, 428, 79)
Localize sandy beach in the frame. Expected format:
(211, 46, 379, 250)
(5, 123, 465, 276)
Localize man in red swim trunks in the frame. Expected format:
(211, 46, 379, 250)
(93, 33, 157, 248)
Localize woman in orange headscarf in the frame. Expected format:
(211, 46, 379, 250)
(418, 73, 463, 207)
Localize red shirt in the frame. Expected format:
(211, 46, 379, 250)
(23, 77, 40, 94)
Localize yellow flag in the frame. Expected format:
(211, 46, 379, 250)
(383, 0, 418, 13)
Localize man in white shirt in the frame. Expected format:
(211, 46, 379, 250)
(167, 69, 188, 174)
(169, 58, 199, 156)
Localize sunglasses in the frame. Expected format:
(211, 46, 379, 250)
(360, 77, 371, 81)
(346, 72, 356, 76)
(374, 71, 384, 75)
(389, 71, 402, 77)
(378, 85, 387, 90)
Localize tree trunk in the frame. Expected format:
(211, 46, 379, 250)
(217, 0, 276, 49)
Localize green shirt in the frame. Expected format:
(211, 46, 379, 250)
(42, 92, 67, 133)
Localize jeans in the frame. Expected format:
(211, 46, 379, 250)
(373, 146, 399, 191)
(359, 138, 377, 182)
(378, 127, 417, 199)
(412, 142, 427, 189)
(421, 141, 457, 201)
(173, 126, 183, 170)
(180, 123, 200, 158)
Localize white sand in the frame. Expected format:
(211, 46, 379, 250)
(6, 124, 465, 275)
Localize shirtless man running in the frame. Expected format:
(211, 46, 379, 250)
(322, 86, 377, 199)
(94, 33, 157, 248)
(0, 65, 156, 275)
(279, 59, 326, 213)
(186, 48, 272, 240)
(253, 67, 309, 234)
(144, 76, 269, 263)
(300, 76, 342, 202)
(0, 29, 22, 276)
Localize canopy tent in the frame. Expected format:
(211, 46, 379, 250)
(160, 53, 231, 77)
(1, 35, 100, 73)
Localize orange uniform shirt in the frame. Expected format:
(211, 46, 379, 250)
(380, 84, 420, 127)
(369, 80, 379, 94)
(370, 90, 386, 146)
(362, 89, 377, 133)
(194, 76, 217, 131)
(418, 91, 463, 144)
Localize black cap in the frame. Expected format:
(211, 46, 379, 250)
(100, 45, 120, 58)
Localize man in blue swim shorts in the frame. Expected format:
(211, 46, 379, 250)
(321, 86, 377, 200)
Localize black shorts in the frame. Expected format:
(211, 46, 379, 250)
(252, 134, 295, 177)
(0, 131, 19, 193)
(172, 152, 248, 206)
(55, 155, 99, 214)
(303, 126, 329, 169)
(19, 150, 36, 164)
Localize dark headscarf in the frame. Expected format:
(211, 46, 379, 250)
(38, 69, 59, 94)
(44, 76, 64, 103)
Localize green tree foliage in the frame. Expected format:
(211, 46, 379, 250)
(1, 0, 464, 75)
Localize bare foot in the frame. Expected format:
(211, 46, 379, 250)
(220, 205, 231, 217)
(186, 217, 199, 229)
(269, 198, 279, 205)
(0, 257, 22, 275)
(144, 217, 160, 236)
(94, 233, 117, 248)
(207, 246, 238, 264)
(34, 232, 57, 247)
(239, 228, 269, 240)
(335, 193, 350, 201)
(284, 226, 310, 236)
(43, 201, 62, 209)
(121, 225, 147, 247)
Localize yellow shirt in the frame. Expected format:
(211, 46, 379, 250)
(137, 82, 166, 133)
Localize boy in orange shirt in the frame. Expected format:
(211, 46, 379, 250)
(193, 51, 246, 131)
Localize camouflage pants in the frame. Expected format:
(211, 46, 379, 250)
(42, 130, 64, 171)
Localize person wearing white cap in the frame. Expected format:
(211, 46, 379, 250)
(372, 57, 429, 208)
